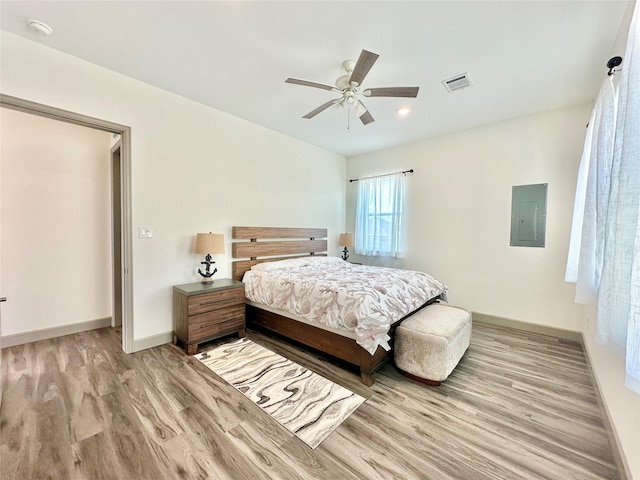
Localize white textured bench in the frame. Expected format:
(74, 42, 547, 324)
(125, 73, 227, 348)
(394, 303, 472, 385)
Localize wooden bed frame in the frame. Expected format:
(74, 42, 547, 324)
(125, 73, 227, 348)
(231, 226, 437, 386)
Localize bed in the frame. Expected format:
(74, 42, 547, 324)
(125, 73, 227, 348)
(231, 226, 447, 386)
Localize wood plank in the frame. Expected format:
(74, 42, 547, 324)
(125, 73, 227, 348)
(232, 239, 327, 258)
(232, 226, 327, 239)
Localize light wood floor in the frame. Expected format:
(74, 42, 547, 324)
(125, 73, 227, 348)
(1, 321, 620, 480)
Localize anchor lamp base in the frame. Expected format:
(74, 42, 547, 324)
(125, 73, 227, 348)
(198, 253, 217, 285)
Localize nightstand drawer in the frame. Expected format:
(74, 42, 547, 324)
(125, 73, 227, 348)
(187, 287, 245, 316)
(188, 314, 245, 341)
(189, 304, 245, 327)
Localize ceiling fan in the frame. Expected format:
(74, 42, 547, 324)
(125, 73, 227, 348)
(285, 49, 419, 126)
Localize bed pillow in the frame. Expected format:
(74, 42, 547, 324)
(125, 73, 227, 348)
(251, 258, 311, 271)
(251, 256, 343, 271)
(307, 256, 344, 265)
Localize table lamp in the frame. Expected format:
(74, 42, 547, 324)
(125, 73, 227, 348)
(195, 233, 225, 284)
(338, 233, 354, 261)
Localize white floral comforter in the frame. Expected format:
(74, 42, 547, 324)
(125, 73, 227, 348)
(242, 256, 448, 354)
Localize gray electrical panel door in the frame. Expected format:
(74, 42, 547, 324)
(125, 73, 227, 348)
(510, 183, 547, 247)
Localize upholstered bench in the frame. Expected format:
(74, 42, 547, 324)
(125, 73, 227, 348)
(394, 303, 472, 385)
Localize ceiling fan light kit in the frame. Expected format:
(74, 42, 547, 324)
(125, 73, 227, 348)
(285, 49, 419, 126)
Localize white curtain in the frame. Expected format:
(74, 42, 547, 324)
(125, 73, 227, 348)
(598, 1, 640, 393)
(566, 1, 640, 393)
(565, 78, 617, 303)
(355, 173, 405, 257)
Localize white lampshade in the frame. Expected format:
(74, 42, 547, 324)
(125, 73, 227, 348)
(338, 233, 354, 247)
(195, 233, 225, 255)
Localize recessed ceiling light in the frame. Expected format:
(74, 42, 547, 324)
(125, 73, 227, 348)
(27, 19, 53, 36)
(397, 108, 411, 116)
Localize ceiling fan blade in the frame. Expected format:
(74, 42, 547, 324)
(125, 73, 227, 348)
(285, 78, 337, 91)
(302, 99, 340, 119)
(364, 87, 419, 98)
(357, 101, 375, 125)
(349, 50, 379, 87)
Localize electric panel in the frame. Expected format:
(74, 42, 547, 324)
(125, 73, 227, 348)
(510, 183, 547, 247)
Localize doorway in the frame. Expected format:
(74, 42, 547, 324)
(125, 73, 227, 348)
(0, 94, 134, 353)
(111, 140, 123, 328)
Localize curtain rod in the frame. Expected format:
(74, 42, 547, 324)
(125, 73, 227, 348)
(349, 169, 414, 183)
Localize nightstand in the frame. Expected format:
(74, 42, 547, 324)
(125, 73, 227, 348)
(172, 279, 245, 355)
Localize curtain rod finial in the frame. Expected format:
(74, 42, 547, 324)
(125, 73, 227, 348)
(607, 56, 622, 76)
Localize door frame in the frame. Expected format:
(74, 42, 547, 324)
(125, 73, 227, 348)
(1, 94, 134, 353)
(111, 140, 123, 329)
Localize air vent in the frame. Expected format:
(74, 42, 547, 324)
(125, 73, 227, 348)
(442, 73, 472, 92)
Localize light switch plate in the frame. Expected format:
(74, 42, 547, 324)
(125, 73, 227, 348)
(139, 226, 153, 238)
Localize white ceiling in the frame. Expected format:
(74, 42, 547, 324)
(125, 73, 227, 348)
(0, 1, 632, 157)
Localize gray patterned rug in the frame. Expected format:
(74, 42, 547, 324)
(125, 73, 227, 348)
(196, 338, 365, 449)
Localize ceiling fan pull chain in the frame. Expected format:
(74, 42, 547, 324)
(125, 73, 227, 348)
(347, 109, 351, 133)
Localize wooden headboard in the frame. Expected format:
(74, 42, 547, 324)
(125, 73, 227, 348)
(231, 226, 328, 281)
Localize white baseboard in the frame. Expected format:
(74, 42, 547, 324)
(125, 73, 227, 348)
(131, 331, 174, 352)
(580, 333, 632, 480)
(1, 317, 112, 348)
(471, 311, 582, 341)
(1, 316, 173, 354)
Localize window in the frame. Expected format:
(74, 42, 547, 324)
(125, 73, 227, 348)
(355, 173, 405, 257)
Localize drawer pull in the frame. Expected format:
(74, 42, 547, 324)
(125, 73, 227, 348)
(200, 299, 227, 306)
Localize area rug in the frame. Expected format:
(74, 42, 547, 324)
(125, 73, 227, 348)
(195, 338, 365, 449)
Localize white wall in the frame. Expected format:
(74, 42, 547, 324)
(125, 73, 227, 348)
(0, 108, 113, 335)
(347, 104, 589, 331)
(0, 32, 346, 341)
